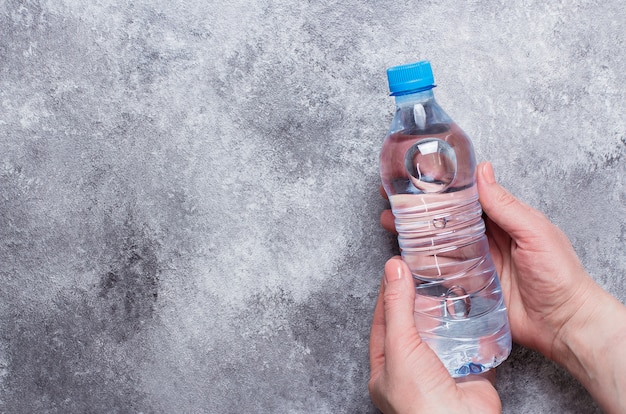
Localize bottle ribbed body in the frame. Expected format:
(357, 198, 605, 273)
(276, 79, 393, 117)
(380, 61, 511, 376)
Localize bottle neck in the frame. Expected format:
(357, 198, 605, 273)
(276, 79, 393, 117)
(394, 88, 435, 107)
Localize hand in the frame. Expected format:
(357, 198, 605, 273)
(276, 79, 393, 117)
(379, 162, 596, 359)
(474, 161, 601, 359)
(475, 162, 626, 414)
(368, 258, 501, 414)
(378, 161, 626, 413)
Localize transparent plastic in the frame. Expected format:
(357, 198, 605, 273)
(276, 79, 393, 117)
(380, 88, 512, 377)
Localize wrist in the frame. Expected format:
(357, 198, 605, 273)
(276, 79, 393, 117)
(554, 284, 626, 413)
(553, 282, 607, 366)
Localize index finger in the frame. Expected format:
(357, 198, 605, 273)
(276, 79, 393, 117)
(379, 185, 389, 200)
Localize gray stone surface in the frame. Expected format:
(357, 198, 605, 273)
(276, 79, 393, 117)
(0, 0, 624, 412)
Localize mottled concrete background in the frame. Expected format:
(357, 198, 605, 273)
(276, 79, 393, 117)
(0, 0, 624, 412)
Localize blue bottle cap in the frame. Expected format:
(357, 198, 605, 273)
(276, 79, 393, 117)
(387, 60, 435, 96)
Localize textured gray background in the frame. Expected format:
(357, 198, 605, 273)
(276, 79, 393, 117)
(1, 0, 625, 412)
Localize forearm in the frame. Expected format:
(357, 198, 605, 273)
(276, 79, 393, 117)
(554, 284, 626, 414)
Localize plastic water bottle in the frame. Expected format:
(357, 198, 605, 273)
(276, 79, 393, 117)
(380, 61, 512, 377)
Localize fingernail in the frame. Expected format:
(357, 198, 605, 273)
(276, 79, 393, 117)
(385, 259, 407, 284)
(482, 162, 496, 184)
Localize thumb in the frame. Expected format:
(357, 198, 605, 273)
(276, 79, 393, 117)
(383, 258, 419, 347)
(477, 162, 548, 242)
(382, 258, 453, 389)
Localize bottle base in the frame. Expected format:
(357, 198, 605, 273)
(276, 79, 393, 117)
(420, 322, 512, 378)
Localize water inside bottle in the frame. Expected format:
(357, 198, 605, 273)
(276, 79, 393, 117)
(381, 64, 512, 376)
(389, 185, 511, 377)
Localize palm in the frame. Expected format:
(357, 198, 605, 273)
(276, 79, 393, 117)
(369, 334, 502, 414)
(484, 216, 591, 359)
(369, 258, 502, 414)
(456, 378, 502, 413)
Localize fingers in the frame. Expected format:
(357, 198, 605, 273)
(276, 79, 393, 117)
(379, 185, 397, 234)
(477, 162, 549, 243)
(382, 259, 459, 398)
(380, 210, 397, 234)
(379, 185, 389, 200)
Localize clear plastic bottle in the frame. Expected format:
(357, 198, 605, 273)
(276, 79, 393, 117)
(380, 61, 512, 377)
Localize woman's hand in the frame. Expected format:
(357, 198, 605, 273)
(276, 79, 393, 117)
(375, 161, 626, 413)
(368, 258, 502, 414)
